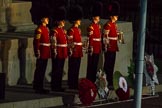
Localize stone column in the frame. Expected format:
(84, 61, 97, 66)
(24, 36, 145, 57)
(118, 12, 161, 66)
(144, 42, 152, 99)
(17, 38, 27, 85)
(1, 40, 11, 85)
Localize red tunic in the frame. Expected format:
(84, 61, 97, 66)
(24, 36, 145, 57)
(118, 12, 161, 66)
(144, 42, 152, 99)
(67, 26, 83, 57)
(103, 21, 119, 52)
(87, 23, 102, 54)
(33, 25, 51, 59)
(51, 27, 68, 59)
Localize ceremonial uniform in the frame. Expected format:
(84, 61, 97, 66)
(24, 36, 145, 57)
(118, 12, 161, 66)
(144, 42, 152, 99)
(67, 26, 83, 89)
(86, 1, 103, 83)
(67, 5, 83, 89)
(102, 1, 120, 90)
(51, 27, 68, 91)
(103, 22, 119, 52)
(33, 24, 51, 93)
(50, 6, 67, 91)
(86, 23, 102, 83)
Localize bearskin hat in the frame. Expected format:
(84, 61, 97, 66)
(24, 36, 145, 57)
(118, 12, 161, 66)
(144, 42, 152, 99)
(53, 6, 67, 21)
(30, 5, 49, 25)
(40, 7, 50, 19)
(92, 1, 103, 17)
(107, 1, 120, 16)
(68, 5, 83, 22)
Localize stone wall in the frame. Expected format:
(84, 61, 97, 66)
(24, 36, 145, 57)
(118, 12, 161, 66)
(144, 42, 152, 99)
(0, 1, 36, 32)
(0, 20, 133, 86)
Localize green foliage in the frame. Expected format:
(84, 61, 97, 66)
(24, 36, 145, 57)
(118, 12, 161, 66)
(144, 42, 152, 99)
(113, 59, 135, 90)
(113, 60, 135, 90)
(113, 71, 122, 90)
(126, 59, 135, 88)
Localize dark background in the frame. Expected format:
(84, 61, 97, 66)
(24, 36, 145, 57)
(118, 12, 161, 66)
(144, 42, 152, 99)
(28, 0, 162, 60)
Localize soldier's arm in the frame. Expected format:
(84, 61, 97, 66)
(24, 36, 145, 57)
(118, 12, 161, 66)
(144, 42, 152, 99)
(87, 25, 94, 55)
(67, 28, 74, 56)
(103, 24, 110, 44)
(87, 25, 94, 47)
(50, 29, 57, 49)
(67, 28, 74, 48)
(33, 27, 41, 58)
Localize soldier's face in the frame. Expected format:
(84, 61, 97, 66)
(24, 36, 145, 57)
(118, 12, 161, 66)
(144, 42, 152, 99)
(76, 20, 81, 26)
(93, 16, 100, 23)
(60, 20, 65, 27)
(111, 16, 118, 22)
(42, 17, 49, 25)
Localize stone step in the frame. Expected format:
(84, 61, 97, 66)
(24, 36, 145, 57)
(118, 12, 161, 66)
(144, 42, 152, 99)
(0, 84, 162, 108)
(0, 92, 63, 108)
(0, 85, 73, 108)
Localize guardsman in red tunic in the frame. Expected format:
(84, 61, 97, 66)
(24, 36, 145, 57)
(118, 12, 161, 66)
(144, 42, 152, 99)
(67, 5, 83, 90)
(86, 1, 103, 83)
(102, 1, 120, 90)
(50, 6, 67, 92)
(33, 15, 50, 94)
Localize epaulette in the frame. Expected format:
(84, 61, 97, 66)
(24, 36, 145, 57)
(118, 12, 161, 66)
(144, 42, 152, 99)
(88, 25, 94, 30)
(70, 28, 74, 32)
(107, 23, 111, 27)
(53, 29, 58, 34)
(35, 27, 41, 39)
(36, 28, 42, 33)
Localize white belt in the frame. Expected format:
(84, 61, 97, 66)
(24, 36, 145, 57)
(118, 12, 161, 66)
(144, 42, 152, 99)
(108, 37, 118, 40)
(40, 43, 51, 46)
(93, 38, 101, 41)
(74, 42, 82, 45)
(57, 44, 67, 47)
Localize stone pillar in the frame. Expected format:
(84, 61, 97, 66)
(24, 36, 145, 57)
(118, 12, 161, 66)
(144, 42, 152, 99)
(17, 38, 28, 85)
(1, 40, 11, 85)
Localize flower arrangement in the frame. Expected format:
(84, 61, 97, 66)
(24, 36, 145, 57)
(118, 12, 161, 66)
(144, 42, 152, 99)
(144, 53, 159, 95)
(95, 69, 109, 99)
(144, 53, 159, 85)
(78, 78, 97, 106)
(116, 76, 130, 101)
(113, 71, 130, 100)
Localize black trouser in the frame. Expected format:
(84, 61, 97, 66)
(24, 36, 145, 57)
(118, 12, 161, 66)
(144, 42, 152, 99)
(33, 58, 48, 90)
(104, 51, 116, 86)
(86, 53, 100, 83)
(68, 57, 81, 89)
(51, 58, 65, 90)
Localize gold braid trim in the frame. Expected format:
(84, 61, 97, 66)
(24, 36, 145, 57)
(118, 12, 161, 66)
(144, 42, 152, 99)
(35, 28, 41, 39)
(35, 34, 41, 39)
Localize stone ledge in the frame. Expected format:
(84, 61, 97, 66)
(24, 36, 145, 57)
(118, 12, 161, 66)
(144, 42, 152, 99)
(0, 97, 63, 108)
(0, 85, 161, 108)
